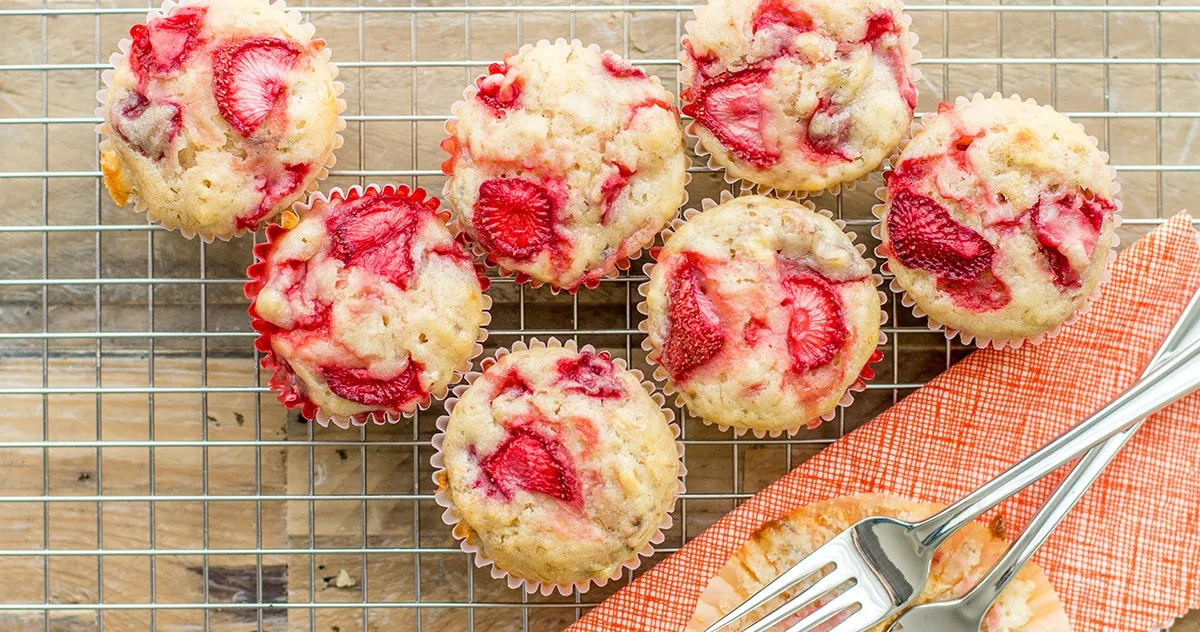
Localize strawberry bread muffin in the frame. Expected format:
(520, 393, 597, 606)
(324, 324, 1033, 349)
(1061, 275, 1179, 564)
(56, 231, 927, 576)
(442, 39, 688, 291)
(689, 494, 1071, 631)
(100, 0, 343, 240)
(247, 185, 488, 428)
(642, 196, 882, 435)
(435, 343, 681, 592)
(877, 95, 1119, 346)
(681, 0, 918, 194)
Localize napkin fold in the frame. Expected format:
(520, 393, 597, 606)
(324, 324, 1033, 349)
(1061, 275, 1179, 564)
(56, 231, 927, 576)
(570, 212, 1200, 632)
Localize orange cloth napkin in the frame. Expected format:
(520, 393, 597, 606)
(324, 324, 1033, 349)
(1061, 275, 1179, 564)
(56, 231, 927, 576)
(570, 212, 1200, 632)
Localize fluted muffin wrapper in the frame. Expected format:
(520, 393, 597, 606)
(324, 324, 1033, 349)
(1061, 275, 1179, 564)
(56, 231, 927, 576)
(244, 184, 492, 429)
(96, 0, 347, 242)
(430, 337, 686, 596)
(637, 190, 889, 438)
(679, 6, 922, 200)
(440, 37, 691, 294)
(870, 92, 1122, 350)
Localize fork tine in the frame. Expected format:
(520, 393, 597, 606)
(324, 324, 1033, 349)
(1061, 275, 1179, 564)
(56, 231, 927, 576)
(736, 568, 850, 632)
(779, 588, 862, 632)
(702, 546, 838, 632)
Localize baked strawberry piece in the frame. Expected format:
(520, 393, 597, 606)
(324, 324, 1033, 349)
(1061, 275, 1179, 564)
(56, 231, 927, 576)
(643, 196, 882, 435)
(100, 0, 343, 240)
(442, 39, 688, 291)
(681, 0, 918, 194)
(878, 95, 1120, 347)
(246, 184, 488, 427)
(435, 343, 681, 592)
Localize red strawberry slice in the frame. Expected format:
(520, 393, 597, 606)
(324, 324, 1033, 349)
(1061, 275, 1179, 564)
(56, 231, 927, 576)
(472, 178, 557, 261)
(601, 52, 646, 79)
(661, 254, 726, 380)
(861, 11, 899, 45)
(886, 189, 995, 281)
(213, 38, 302, 137)
(236, 163, 310, 231)
(599, 164, 635, 224)
(326, 194, 421, 288)
(476, 62, 521, 113)
(752, 0, 814, 35)
(111, 92, 181, 161)
(780, 270, 847, 373)
(689, 67, 780, 168)
(321, 361, 426, 409)
(1031, 191, 1113, 289)
(936, 270, 1011, 312)
(555, 352, 623, 399)
(128, 7, 206, 81)
(492, 367, 532, 399)
(479, 426, 581, 504)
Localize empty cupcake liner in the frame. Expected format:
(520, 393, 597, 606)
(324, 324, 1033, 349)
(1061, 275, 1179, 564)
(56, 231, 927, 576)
(637, 190, 889, 438)
(440, 37, 691, 294)
(245, 183, 492, 429)
(430, 337, 686, 596)
(96, 0, 346, 242)
(679, 5, 922, 200)
(870, 92, 1123, 350)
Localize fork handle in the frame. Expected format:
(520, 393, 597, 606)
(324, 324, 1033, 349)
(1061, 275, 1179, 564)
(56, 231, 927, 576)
(911, 332, 1200, 550)
(931, 287, 1200, 616)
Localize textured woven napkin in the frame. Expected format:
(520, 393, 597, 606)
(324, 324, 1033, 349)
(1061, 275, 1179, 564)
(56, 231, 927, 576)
(570, 212, 1200, 632)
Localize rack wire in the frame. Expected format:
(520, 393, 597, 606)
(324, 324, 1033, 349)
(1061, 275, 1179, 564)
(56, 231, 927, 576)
(0, 0, 1195, 630)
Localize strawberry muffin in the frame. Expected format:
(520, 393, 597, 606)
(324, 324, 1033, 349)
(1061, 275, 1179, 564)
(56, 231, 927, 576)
(642, 196, 882, 435)
(435, 343, 682, 592)
(100, 0, 343, 240)
(442, 39, 689, 291)
(681, 0, 918, 194)
(247, 185, 488, 428)
(689, 494, 1071, 631)
(877, 95, 1119, 346)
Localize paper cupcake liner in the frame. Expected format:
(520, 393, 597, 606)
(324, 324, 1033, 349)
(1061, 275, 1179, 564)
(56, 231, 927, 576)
(637, 190, 889, 438)
(870, 92, 1123, 350)
(96, 0, 347, 243)
(430, 337, 687, 596)
(439, 38, 691, 294)
(244, 183, 492, 429)
(679, 5, 922, 200)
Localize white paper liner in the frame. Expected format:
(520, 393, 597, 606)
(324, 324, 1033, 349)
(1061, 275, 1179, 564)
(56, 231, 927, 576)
(245, 184, 492, 429)
(96, 0, 347, 242)
(870, 92, 1123, 350)
(430, 337, 687, 596)
(679, 3, 922, 200)
(439, 37, 691, 294)
(637, 190, 889, 438)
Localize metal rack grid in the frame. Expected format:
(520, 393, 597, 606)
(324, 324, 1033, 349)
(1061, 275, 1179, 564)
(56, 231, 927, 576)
(0, 0, 1196, 630)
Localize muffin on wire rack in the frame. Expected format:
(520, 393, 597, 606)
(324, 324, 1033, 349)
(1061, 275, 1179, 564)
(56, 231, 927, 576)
(441, 38, 689, 291)
(433, 340, 683, 595)
(875, 94, 1121, 348)
(640, 194, 884, 436)
(680, 0, 919, 195)
(246, 184, 489, 428)
(99, 0, 344, 240)
(688, 494, 1071, 632)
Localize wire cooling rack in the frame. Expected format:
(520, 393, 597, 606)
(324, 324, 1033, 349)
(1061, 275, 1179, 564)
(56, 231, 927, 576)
(0, 0, 1197, 630)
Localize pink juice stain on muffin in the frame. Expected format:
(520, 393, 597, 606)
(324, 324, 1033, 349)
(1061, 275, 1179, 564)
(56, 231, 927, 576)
(779, 264, 848, 373)
(111, 92, 182, 161)
(684, 66, 780, 168)
(856, 11, 917, 110)
(128, 6, 207, 85)
(601, 52, 647, 79)
(661, 253, 726, 380)
(213, 38, 303, 137)
(751, 0, 815, 36)
(476, 61, 522, 114)
(1031, 190, 1114, 289)
(236, 163, 311, 231)
(320, 361, 427, 409)
(493, 366, 532, 399)
(599, 164, 635, 224)
(800, 96, 853, 163)
(472, 177, 563, 262)
(325, 192, 424, 289)
(554, 351, 624, 399)
(478, 426, 582, 505)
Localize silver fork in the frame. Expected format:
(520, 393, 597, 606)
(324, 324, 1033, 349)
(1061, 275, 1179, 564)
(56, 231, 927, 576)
(704, 329, 1200, 632)
(887, 288, 1200, 632)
